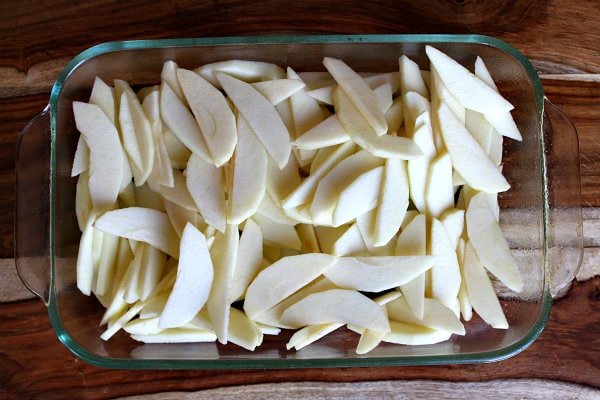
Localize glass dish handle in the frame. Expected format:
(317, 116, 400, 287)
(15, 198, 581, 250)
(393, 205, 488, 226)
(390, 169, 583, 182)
(543, 98, 583, 298)
(15, 106, 52, 305)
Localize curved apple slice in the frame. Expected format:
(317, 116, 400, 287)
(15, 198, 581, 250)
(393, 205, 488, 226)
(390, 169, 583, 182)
(386, 295, 465, 336)
(159, 223, 213, 329)
(186, 153, 226, 232)
(324, 255, 436, 292)
(463, 241, 509, 329)
(323, 57, 387, 136)
(195, 59, 285, 88)
(216, 72, 291, 169)
(177, 68, 237, 167)
(228, 115, 267, 224)
(425, 45, 514, 115)
(72, 101, 123, 212)
(466, 191, 523, 292)
(159, 81, 212, 163)
(94, 207, 180, 258)
(280, 288, 390, 332)
(244, 253, 337, 320)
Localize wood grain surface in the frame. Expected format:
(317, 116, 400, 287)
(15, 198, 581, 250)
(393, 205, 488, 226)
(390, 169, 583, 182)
(1, 1, 599, 398)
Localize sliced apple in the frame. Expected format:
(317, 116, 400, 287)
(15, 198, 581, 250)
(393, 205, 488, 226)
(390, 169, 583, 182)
(243, 253, 337, 320)
(72, 102, 124, 212)
(159, 81, 212, 163)
(286, 323, 343, 350)
(383, 320, 452, 346)
(399, 55, 429, 98)
(429, 218, 462, 310)
(207, 223, 239, 343)
(324, 255, 436, 292)
(282, 141, 355, 209)
(186, 154, 226, 233)
(424, 151, 454, 218)
(94, 206, 180, 258)
(372, 158, 410, 246)
(465, 191, 523, 292)
(323, 56, 388, 135)
(334, 88, 423, 160)
(252, 78, 305, 105)
(227, 306, 263, 350)
(177, 68, 237, 166)
(280, 288, 390, 332)
(437, 102, 510, 193)
(228, 114, 267, 224)
(159, 223, 213, 329)
(229, 218, 263, 302)
(425, 45, 514, 115)
(332, 165, 384, 227)
(386, 295, 465, 335)
(216, 71, 292, 168)
(195, 59, 285, 88)
(396, 213, 427, 319)
(463, 240, 509, 329)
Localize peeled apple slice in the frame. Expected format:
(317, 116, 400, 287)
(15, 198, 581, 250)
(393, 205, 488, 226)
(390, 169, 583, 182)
(280, 288, 390, 332)
(72, 102, 123, 212)
(437, 102, 510, 193)
(94, 207, 180, 258)
(216, 71, 292, 169)
(195, 59, 285, 89)
(159, 223, 213, 329)
(466, 191, 523, 292)
(324, 255, 436, 292)
(243, 253, 337, 320)
(323, 57, 388, 135)
(425, 45, 514, 115)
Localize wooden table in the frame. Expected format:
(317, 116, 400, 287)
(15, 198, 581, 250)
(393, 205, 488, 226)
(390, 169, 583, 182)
(1, 1, 599, 398)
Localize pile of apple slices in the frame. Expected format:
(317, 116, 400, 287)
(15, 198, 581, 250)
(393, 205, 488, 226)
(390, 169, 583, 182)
(71, 45, 523, 354)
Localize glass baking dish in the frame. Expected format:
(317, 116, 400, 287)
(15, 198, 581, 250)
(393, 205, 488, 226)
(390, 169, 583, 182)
(15, 34, 583, 369)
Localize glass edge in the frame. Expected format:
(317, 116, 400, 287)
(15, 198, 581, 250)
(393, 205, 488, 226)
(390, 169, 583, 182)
(47, 290, 553, 370)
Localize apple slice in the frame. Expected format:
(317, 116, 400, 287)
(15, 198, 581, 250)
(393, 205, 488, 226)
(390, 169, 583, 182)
(72, 101, 124, 212)
(437, 102, 510, 193)
(334, 88, 423, 160)
(130, 328, 217, 344)
(407, 112, 436, 214)
(430, 65, 465, 124)
(330, 222, 368, 256)
(243, 253, 337, 320)
(186, 153, 226, 233)
(399, 55, 429, 98)
(207, 223, 239, 343)
(386, 295, 465, 335)
(115, 80, 155, 186)
(372, 158, 410, 247)
(177, 68, 238, 167)
(424, 151, 454, 218)
(280, 288, 390, 332)
(463, 241, 509, 329)
(286, 323, 343, 350)
(229, 219, 263, 302)
(324, 255, 435, 292)
(227, 306, 263, 351)
(90, 76, 116, 123)
(252, 78, 305, 105)
(94, 206, 180, 258)
(383, 320, 452, 346)
(396, 213, 427, 319)
(287, 67, 330, 135)
(282, 141, 356, 210)
(228, 114, 267, 224)
(251, 212, 301, 250)
(332, 165, 384, 227)
(323, 57, 388, 136)
(195, 59, 285, 88)
(474, 56, 522, 141)
(159, 81, 212, 163)
(466, 191, 523, 292)
(141, 88, 175, 189)
(292, 114, 350, 150)
(160, 60, 186, 102)
(159, 223, 213, 329)
(158, 168, 198, 212)
(311, 149, 383, 225)
(216, 71, 292, 168)
(429, 218, 462, 310)
(425, 45, 514, 115)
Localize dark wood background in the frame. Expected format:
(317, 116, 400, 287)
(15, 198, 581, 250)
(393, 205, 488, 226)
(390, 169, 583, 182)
(1, 1, 599, 398)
